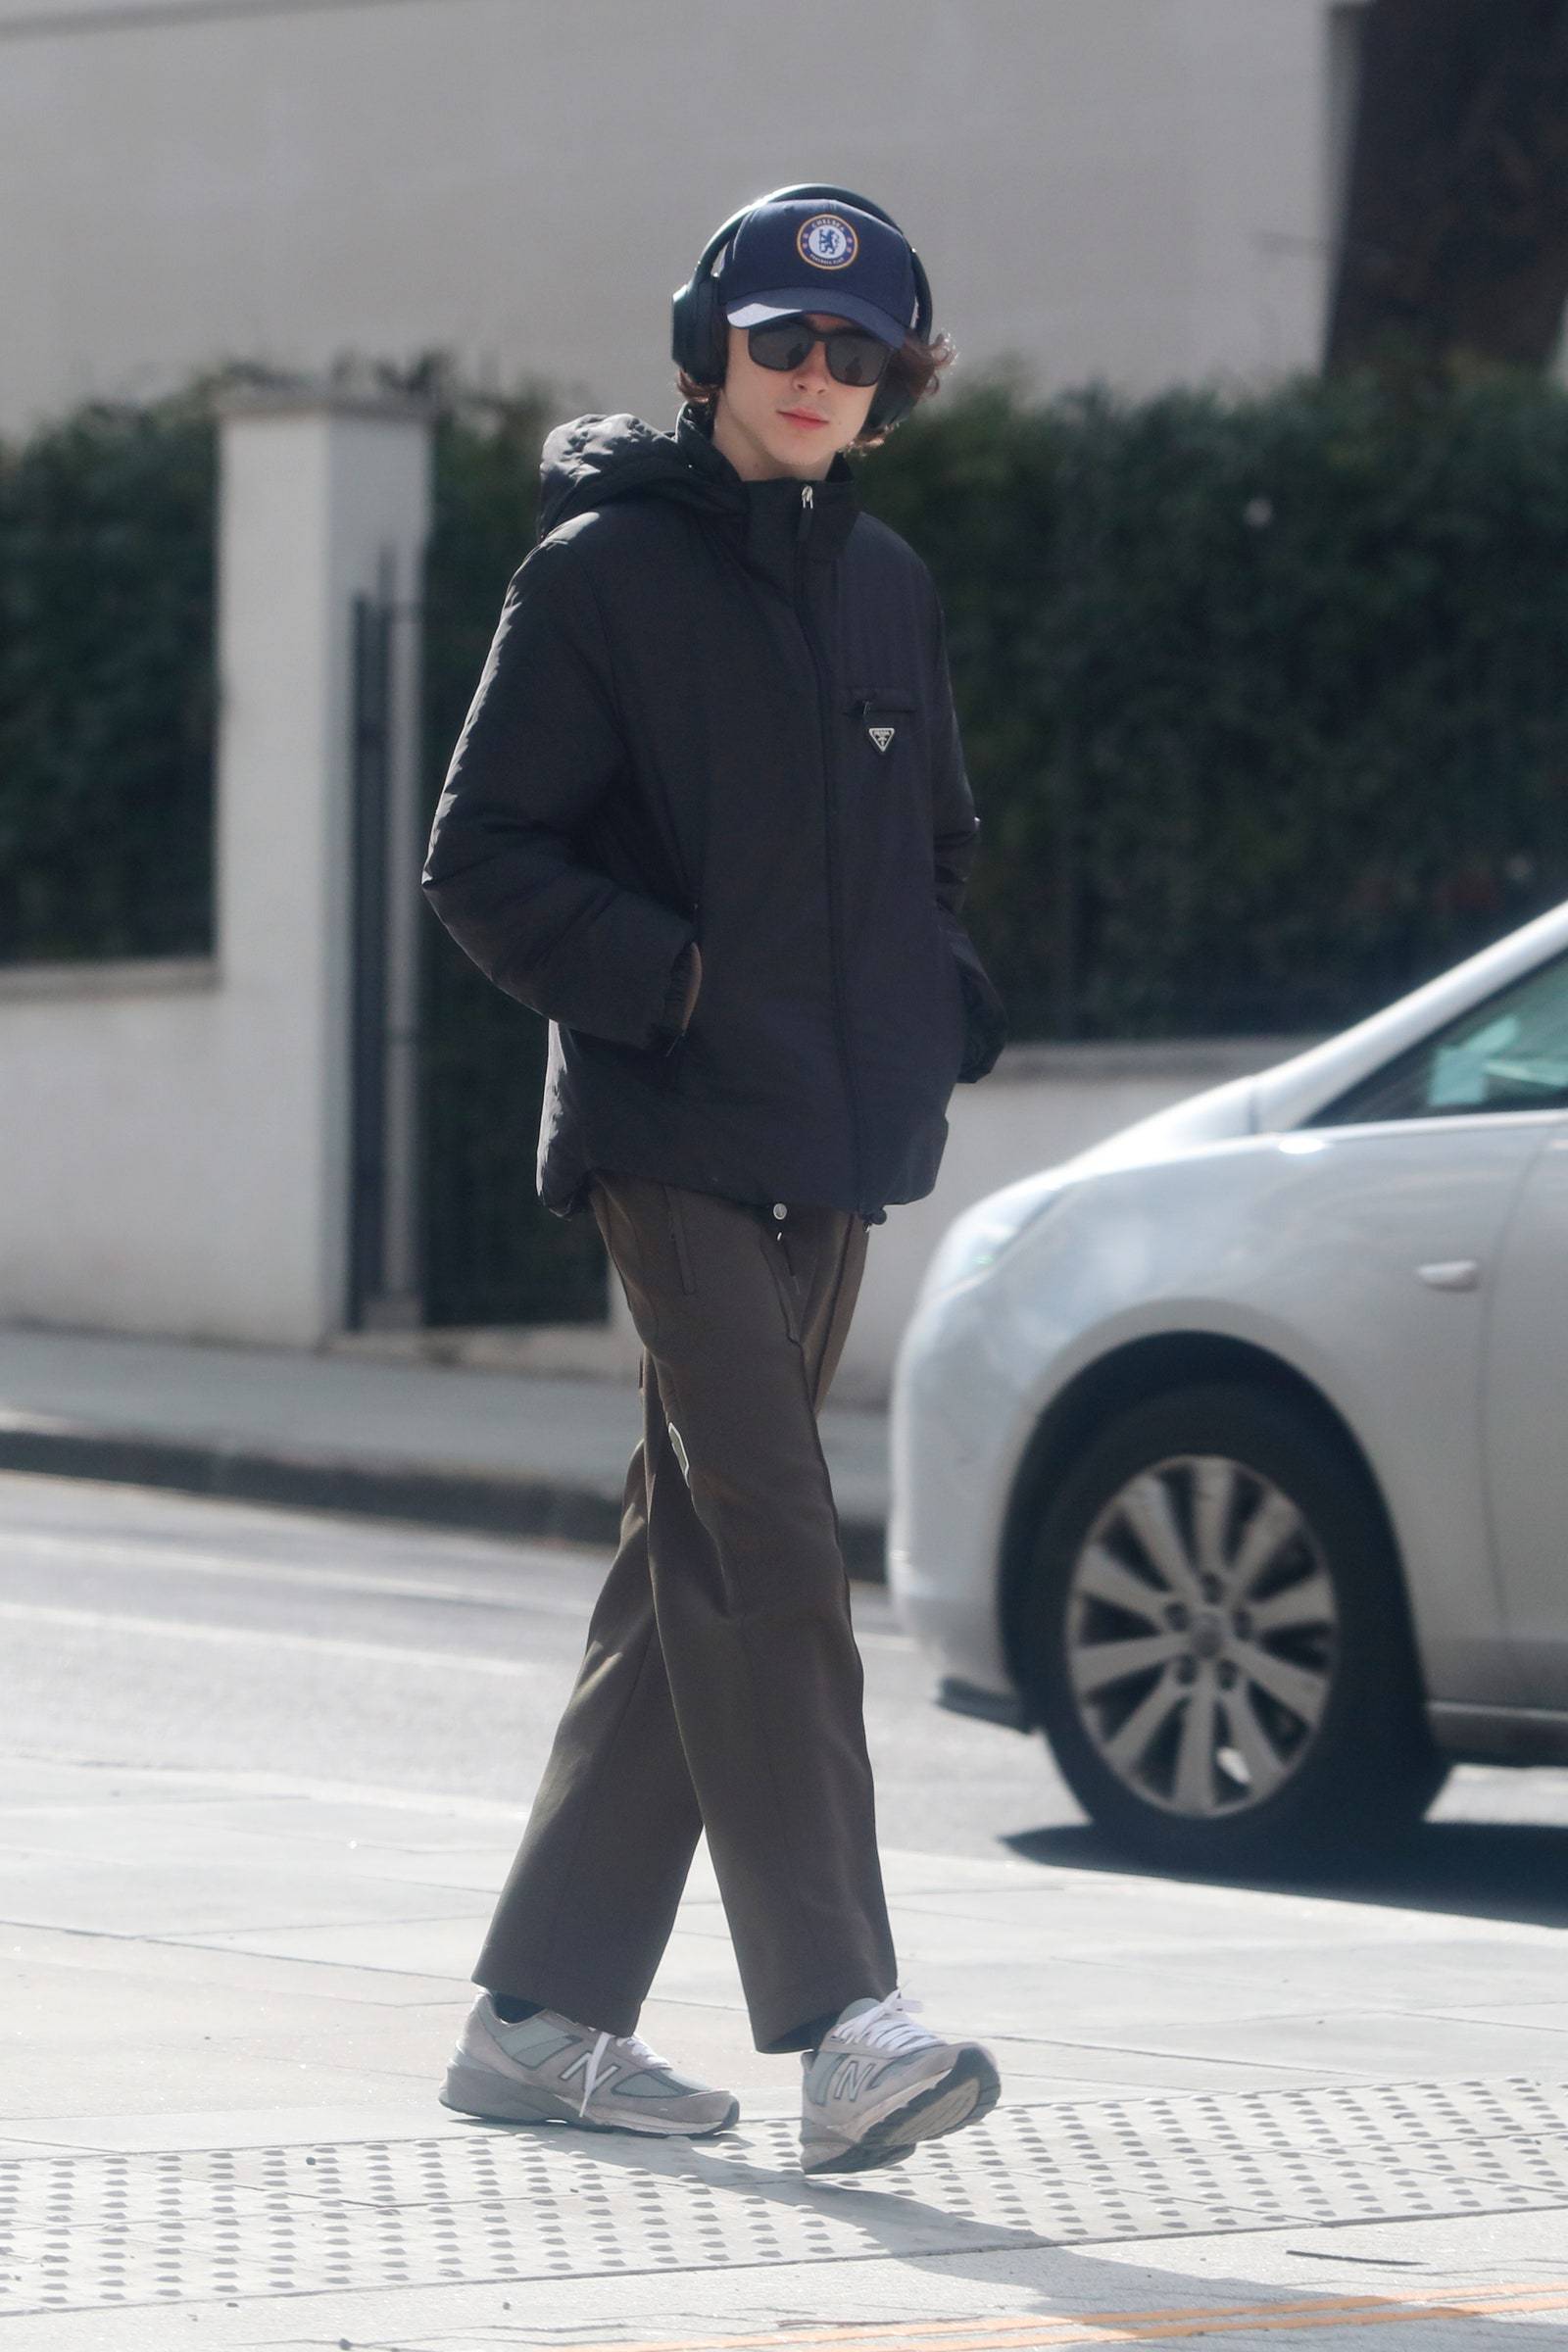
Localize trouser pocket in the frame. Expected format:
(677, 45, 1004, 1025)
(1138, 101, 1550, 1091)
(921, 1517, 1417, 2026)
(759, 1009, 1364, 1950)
(760, 1207, 805, 1344)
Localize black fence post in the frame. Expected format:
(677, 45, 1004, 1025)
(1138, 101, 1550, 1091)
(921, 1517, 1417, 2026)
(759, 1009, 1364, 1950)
(347, 588, 393, 1330)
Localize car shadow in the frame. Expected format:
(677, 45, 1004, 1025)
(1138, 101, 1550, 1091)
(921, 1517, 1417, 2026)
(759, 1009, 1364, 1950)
(1003, 1816, 1568, 1930)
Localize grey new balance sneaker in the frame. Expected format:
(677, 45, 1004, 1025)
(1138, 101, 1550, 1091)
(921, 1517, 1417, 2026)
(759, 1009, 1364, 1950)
(441, 1993, 739, 2137)
(800, 1990, 1001, 2175)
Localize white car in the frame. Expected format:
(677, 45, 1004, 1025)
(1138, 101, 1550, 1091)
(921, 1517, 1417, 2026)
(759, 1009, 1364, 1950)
(890, 898, 1568, 1867)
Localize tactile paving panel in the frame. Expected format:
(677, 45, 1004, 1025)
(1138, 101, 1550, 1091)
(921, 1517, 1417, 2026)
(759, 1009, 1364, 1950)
(4, 2076, 1568, 2315)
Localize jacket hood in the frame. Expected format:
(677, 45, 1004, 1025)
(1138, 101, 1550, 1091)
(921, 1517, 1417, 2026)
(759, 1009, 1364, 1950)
(536, 402, 858, 545)
(535, 414, 738, 545)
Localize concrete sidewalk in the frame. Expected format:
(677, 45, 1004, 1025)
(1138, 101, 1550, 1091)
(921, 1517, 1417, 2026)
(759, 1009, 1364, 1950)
(7, 1750, 1568, 2346)
(0, 1323, 891, 1574)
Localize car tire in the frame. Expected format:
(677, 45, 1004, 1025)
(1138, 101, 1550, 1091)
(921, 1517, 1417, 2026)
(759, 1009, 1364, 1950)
(1021, 1380, 1447, 1872)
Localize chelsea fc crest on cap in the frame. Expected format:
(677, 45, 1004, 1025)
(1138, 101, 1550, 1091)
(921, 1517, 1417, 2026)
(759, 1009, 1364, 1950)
(798, 213, 858, 270)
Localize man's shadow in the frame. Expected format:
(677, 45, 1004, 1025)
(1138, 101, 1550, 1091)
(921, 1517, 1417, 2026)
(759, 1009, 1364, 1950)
(461, 2114, 1568, 2344)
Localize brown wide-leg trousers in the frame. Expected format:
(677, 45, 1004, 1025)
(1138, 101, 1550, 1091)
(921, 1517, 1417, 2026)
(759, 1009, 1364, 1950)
(472, 1170, 899, 2055)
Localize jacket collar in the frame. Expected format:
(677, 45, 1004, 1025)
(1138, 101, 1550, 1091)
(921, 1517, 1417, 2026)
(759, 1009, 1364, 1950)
(675, 402, 859, 594)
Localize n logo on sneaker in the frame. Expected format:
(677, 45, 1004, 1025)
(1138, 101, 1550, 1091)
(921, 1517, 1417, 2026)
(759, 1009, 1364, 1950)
(562, 2052, 622, 2096)
(867, 725, 896, 754)
(829, 2054, 889, 2101)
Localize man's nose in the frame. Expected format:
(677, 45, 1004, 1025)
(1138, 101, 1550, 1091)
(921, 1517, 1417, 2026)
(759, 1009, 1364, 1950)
(792, 340, 832, 391)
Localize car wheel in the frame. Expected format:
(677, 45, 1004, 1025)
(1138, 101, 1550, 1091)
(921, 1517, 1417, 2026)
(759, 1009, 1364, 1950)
(1022, 1381, 1446, 1870)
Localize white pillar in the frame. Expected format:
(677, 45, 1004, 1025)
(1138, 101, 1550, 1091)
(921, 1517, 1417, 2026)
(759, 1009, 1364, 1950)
(212, 382, 433, 1343)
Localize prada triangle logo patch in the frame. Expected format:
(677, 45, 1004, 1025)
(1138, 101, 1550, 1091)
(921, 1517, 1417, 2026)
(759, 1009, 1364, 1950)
(868, 725, 896, 755)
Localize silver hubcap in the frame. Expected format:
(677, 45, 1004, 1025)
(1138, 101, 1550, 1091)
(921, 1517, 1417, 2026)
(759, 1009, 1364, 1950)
(1065, 1452, 1339, 1818)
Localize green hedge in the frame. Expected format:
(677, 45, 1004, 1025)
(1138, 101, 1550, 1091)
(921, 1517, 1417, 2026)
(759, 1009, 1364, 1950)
(862, 368, 1568, 1038)
(0, 387, 216, 962)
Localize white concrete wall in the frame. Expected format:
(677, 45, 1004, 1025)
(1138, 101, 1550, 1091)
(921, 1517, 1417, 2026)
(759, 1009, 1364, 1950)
(1, 0, 1358, 440)
(0, 390, 431, 1347)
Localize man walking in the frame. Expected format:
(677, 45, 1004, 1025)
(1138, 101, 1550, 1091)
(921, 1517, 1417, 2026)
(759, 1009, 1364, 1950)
(421, 184, 1008, 2176)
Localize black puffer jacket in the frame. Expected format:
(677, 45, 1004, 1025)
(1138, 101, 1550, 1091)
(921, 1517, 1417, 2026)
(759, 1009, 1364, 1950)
(421, 401, 1007, 1226)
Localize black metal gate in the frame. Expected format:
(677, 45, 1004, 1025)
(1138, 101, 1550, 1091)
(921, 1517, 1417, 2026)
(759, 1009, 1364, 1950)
(352, 578, 607, 1330)
(347, 583, 421, 1330)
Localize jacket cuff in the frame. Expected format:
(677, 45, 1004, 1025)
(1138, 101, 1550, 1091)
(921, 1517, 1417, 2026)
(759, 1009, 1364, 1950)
(939, 908, 1009, 1082)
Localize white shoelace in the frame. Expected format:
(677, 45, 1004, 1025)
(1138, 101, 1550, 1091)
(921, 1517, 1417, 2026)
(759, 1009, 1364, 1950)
(577, 2028, 668, 2118)
(830, 1989, 944, 2056)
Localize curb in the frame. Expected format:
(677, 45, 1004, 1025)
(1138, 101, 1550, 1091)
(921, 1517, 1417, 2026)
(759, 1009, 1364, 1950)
(0, 1418, 890, 1582)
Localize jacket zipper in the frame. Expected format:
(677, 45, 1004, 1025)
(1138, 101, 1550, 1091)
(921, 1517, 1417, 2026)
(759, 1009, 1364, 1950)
(795, 480, 864, 1213)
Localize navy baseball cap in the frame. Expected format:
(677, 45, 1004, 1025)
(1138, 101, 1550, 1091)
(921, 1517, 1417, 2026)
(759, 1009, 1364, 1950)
(715, 198, 921, 350)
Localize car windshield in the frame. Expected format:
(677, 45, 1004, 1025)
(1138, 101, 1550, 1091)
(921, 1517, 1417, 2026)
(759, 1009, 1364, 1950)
(1306, 949, 1568, 1126)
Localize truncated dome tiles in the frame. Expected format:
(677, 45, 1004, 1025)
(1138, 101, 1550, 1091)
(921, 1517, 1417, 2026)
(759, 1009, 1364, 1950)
(4, 2078, 1568, 2314)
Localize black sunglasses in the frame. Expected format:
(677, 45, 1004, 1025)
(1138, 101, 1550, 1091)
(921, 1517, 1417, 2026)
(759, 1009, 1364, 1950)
(745, 316, 893, 389)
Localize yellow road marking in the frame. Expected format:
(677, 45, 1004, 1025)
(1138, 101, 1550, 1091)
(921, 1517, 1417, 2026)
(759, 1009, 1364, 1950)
(564, 2278, 1568, 2352)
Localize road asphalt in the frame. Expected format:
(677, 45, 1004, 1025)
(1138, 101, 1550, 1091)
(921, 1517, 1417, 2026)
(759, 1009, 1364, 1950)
(5, 1468, 1568, 2347)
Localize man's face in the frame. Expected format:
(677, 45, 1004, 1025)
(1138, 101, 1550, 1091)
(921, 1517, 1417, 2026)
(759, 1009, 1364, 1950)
(710, 313, 882, 482)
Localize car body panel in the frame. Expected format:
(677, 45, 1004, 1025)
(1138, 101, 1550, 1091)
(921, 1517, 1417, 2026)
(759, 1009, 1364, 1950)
(891, 899, 1568, 1761)
(1484, 1122, 1568, 1705)
(892, 1115, 1558, 1714)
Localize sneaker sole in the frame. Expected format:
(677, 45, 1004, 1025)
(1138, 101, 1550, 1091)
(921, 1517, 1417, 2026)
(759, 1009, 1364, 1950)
(441, 2060, 738, 2138)
(801, 2047, 1001, 2176)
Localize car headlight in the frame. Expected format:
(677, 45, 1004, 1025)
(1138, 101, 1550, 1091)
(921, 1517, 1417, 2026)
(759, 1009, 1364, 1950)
(919, 1175, 1071, 1306)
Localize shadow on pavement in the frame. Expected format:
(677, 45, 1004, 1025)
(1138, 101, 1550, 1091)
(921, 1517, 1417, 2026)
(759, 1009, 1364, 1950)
(1003, 1817, 1568, 1931)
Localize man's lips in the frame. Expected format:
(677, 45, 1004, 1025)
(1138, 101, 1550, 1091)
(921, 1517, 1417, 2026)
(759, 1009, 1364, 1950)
(779, 409, 829, 426)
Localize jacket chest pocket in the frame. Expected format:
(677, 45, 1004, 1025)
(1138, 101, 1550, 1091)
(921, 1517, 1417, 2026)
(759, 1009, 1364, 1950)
(842, 685, 919, 770)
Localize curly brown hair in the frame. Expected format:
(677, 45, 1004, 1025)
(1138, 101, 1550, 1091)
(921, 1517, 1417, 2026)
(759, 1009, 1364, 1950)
(676, 323, 956, 453)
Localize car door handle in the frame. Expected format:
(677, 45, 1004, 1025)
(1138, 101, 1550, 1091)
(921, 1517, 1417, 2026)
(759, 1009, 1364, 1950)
(1417, 1258, 1481, 1291)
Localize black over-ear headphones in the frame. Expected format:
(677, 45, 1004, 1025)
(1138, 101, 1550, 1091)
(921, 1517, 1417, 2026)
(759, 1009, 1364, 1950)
(671, 183, 935, 435)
